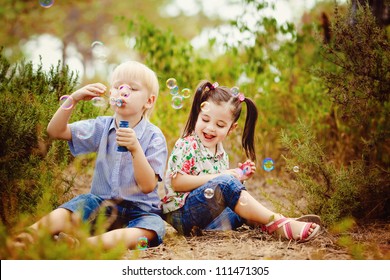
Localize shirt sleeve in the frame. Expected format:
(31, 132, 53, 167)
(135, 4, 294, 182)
(68, 118, 104, 156)
(166, 137, 196, 179)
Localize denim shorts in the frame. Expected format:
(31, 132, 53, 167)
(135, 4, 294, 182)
(59, 193, 166, 246)
(164, 174, 245, 236)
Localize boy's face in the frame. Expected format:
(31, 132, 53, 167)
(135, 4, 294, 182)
(110, 79, 154, 120)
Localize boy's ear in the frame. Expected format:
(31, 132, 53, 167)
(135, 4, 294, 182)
(228, 122, 238, 135)
(144, 94, 156, 109)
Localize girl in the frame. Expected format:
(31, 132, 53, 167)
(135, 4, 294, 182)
(161, 80, 320, 242)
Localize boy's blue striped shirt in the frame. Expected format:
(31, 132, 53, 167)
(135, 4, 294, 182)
(68, 116, 168, 213)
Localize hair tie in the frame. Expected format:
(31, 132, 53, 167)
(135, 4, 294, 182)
(210, 82, 219, 90)
(238, 93, 245, 102)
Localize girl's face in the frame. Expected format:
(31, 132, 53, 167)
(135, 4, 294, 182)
(195, 100, 237, 152)
(110, 79, 154, 121)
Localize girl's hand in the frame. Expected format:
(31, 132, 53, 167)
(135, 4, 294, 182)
(237, 160, 256, 180)
(70, 83, 107, 102)
(221, 169, 241, 179)
(116, 127, 140, 153)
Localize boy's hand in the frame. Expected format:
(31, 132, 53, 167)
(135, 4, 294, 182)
(116, 127, 140, 153)
(70, 83, 107, 102)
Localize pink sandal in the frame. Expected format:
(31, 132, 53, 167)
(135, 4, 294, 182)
(262, 216, 321, 243)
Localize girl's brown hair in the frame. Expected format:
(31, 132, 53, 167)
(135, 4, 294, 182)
(183, 80, 258, 162)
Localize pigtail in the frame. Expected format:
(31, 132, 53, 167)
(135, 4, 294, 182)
(241, 97, 258, 162)
(182, 80, 212, 137)
(183, 80, 257, 162)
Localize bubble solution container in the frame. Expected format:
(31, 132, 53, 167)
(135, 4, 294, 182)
(117, 120, 129, 152)
(235, 162, 252, 179)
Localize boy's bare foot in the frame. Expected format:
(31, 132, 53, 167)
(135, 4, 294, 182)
(11, 229, 37, 249)
(54, 232, 80, 248)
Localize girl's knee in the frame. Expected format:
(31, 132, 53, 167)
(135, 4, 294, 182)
(211, 175, 244, 208)
(215, 174, 235, 182)
(212, 174, 243, 191)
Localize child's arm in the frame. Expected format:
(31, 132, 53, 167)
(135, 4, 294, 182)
(47, 83, 106, 140)
(132, 144, 158, 194)
(116, 128, 157, 193)
(171, 169, 239, 192)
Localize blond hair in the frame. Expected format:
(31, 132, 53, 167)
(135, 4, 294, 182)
(110, 61, 159, 119)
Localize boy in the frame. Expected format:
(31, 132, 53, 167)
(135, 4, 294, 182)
(16, 61, 167, 250)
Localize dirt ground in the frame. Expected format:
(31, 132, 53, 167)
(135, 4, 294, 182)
(68, 164, 390, 260)
(125, 221, 390, 260)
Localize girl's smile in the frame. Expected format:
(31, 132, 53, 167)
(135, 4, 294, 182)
(195, 100, 237, 152)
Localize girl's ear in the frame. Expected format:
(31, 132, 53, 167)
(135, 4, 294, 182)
(228, 122, 238, 135)
(144, 94, 156, 109)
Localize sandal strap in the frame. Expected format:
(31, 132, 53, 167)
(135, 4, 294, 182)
(262, 217, 291, 234)
(299, 222, 313, 240)
(283, 221, 315, 241)
(283, 222, 294, 239)
(262, 215, 320, 242)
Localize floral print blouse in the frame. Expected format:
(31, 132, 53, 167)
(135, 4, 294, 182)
(161, 134, 229, 214)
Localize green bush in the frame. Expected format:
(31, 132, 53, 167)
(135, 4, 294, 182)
(0, 50, 102, 227)
(280, 121, 389, 225)
(314, 3, 390, 167)
(269, 4, 389, 226)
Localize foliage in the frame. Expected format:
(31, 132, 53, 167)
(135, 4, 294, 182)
(0, 0, 389, 259)
(0, 0, 222, 71)
(313, 2, 390, 166)
(125, 1, 334, 166)
(0, 216, 127, 260)
(270, 2, 390, 226)
(280, 121, 389, 225)
(0, 50, 102, 227)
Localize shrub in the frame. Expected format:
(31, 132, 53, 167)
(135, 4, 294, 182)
(274, 3, 390, 226)
(0, 50, 100, 227)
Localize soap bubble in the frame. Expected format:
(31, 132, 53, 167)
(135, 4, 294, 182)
(91, 41, 108, 62)
(152, 137, 164, 146)
(231, 86, 240, 97)
(91, 97, 106, 107)
(76, 125, 94, 140)
(39, 0, 54, 8)
(181, 88, 191, 98)
(59, 95, 74, 110)
(166, 78, 177, 89)
(204, 188, 214, 199)
(136, 236, 148, 250)
(170, 85, 179, 95)
(239, 196, 249, 206)
(115, 99, 125, 107)
(262, 158, 274, 172)
(200, 101, 210, 112)
(171, 95, 183, 109)
(241, 164, 252, 175)
(109, 97, 116, 105)
(119, 84, 131, 97)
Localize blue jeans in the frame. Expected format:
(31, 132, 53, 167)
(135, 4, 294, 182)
(59, 193, 166, 246)
(164, 174, 245, 236)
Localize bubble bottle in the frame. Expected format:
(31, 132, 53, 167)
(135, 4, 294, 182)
(235, 162, 252, 179)
(117, 121, 129, 152)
